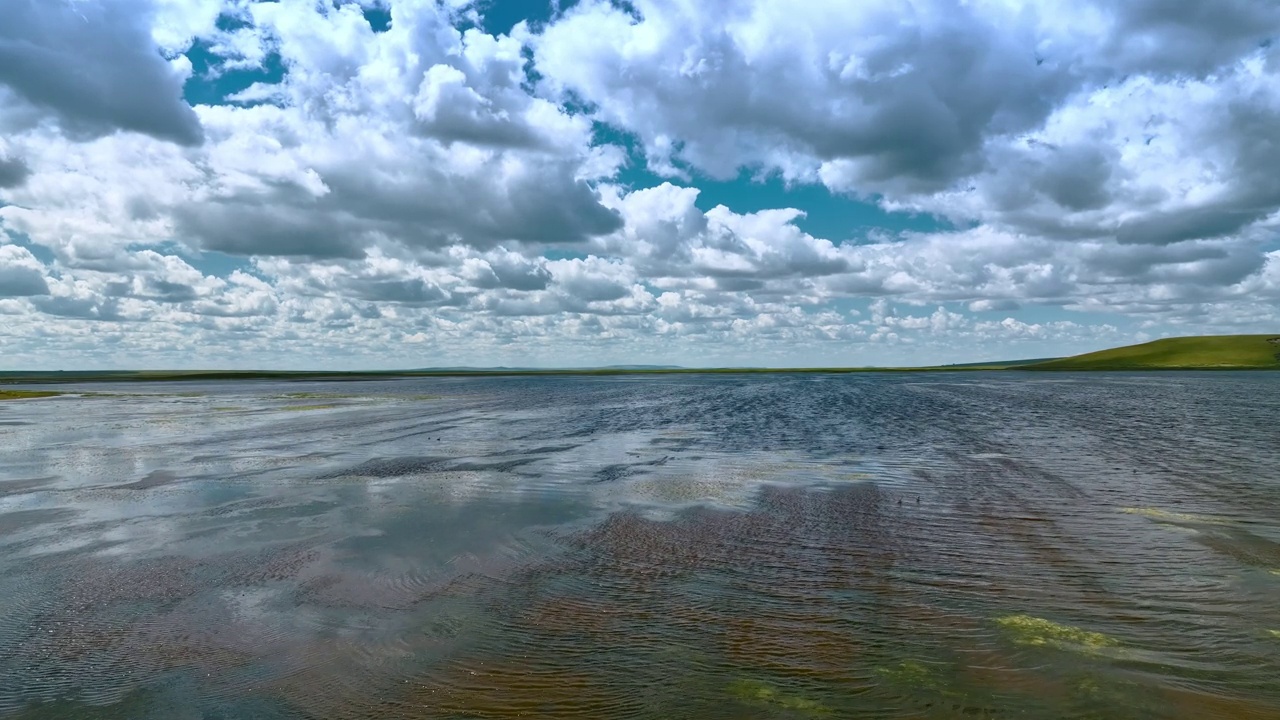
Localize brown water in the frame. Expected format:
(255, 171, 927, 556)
(0, 373, 1278, 718)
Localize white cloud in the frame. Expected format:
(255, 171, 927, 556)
(0, 0, 203, 145)
(0, 0, 1277, 369)
(536, 0, 1280, 247)
(535, 0, 1073, 191)
(0, 244, 50, 297)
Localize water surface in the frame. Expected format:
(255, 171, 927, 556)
(1, 373, 1278, 718)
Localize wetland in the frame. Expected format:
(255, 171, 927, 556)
(1, 372, 1278, 718)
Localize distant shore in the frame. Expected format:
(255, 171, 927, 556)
(2, 334, 1276, 387)
(0, 364, 1033, 386)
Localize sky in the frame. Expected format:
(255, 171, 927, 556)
(1, 0, 1278, 369)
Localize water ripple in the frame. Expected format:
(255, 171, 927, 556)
(0, 373, 1278, 718)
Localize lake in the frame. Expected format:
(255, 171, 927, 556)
(1, 373, 1278, 719)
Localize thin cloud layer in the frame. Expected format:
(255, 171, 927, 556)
(0, 0, 1277, 369)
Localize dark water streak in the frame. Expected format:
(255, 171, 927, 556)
(0, 373, 1278, 718)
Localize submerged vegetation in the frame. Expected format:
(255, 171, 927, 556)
(0, 389, 60, 401)
(278, 392, 439, 401)
(78, 389, 206, 394)
(996, 615, 1120, 654)
(875, 660, 943, 690)
(726, 679, 833, 716)
(1120, 507, 1233, 525)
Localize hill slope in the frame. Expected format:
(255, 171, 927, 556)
(1025, 335, 1280, 370)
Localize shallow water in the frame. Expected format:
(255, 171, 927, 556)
(1, 373, 1278, 719)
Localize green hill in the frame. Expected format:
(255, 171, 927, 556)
(1024, 335, 1280, 371)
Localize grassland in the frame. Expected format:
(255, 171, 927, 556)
(0, 335, 1275, 385)
(1023, 335, 1280, 371)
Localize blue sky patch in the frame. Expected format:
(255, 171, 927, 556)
(182, 13, 287, 107)
(593, 122, 949, 243)
(362, 4, 392, 32)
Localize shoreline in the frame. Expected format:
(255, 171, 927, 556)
(2, 364, 1278, 386)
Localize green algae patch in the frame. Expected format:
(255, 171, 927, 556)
(996, 615, 1119, 654)
(727, 679, 832, 716)
(1120, 507, 1231, 525)
(0, 390, 61, 401)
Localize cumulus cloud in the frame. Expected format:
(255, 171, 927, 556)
(0, 154, 31, 189)
(0, 0, 203, 145)
(534, 0, 1082, 190)
(535, 0, 1280, 245)
(892, 54, 1280, 251)
(1, 0, 1278, 369)
(0, 245, 50, 297)
(1, 1, 624, 264)
(463, 249, 553, 291)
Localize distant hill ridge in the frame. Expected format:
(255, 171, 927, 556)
(1023, 334, 1280, 371)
